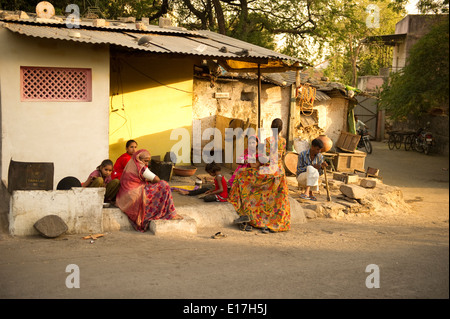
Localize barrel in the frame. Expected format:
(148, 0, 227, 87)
(8, 160, 54, 192)
(283, 152, 299, 176)
(150, 159, 173, 182)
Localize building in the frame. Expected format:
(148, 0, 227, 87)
(0, 8, 308, 233)
(358, 14, 449, 152)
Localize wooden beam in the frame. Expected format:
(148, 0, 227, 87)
(257, 63, 261, 129)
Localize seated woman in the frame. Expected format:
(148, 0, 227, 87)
(228, 118, 291, 234)
(116, 149, 182, 232)
(111, 139, 137, 180)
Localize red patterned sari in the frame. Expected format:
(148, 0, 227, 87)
(116, 149, 178, 232)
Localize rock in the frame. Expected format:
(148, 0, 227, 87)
(339, 184, 367, 200)
(135, 22, 147, 31)
(305, 204, 323, 215)
(303, 209, 317, 219)
(360, 178, 377, 188)
(118, 16, 136, 23)
(289, 197, 307, 224)
(33, 215, 68, 238)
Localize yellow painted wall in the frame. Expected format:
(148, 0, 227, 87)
(109, 55, 196, 164)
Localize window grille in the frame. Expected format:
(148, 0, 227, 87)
(21, 66, 92, 102)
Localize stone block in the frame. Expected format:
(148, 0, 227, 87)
(102, 207, 133, 232)
(360, 178, 377, 188)
(149, 215, 197, 235)
(339, 184, 367, 200)
(93, 19, 106, 27)
(176, 202, 238, 228)
(159, 16, 172, 27)
(33, 215, 68, 238)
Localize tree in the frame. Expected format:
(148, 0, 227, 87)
(378, 17, 449, 120)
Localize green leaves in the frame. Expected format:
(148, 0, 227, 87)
(379, 17, 449, 120)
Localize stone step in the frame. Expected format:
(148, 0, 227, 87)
(149, 215, 197, 235)
(102, 196, 306, 235)
(102, 207, 198, 235)
(102, 207, 134, 232)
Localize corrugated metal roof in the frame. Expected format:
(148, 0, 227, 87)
(1, 16, 200, 35)
(196, 30, 308, 64)
(1, 20, 307, 65)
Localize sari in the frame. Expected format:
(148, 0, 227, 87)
(228, 136, 259, 187)
(116, 149, 178, 232)
(228, 135, 291, 232)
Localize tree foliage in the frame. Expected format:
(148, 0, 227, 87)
(0, 0, 410, 85)
(378, 17, 449, 120)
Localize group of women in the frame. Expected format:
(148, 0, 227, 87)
(85, 117, 291, 233)
(85, 140, 182, 232)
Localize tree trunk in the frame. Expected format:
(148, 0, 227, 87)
(212, 0, 226, 34)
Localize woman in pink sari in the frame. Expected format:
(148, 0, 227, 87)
(116, 149, 182, 232)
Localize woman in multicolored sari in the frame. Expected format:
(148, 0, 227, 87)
(228, 118, 291, 233)
(116, 149, 182, 232)
(227, 135, 260, 188)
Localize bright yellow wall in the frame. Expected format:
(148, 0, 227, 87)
(109, 55, 195, 164)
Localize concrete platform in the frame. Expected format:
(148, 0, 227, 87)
(7, 164, 306, 236)
(101, 193, 306, 234)
(9, 188, 105, 236)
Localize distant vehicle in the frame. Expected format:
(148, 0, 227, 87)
(412, 123, 434, 155)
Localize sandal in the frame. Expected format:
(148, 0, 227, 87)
(211, 231, 227, 239)
(309, 195, 317, 201)
(234, 215, 251, 224)
(299, 194, 310, 200)
(261, 227, 270, 234)
(239, 223, 252, 232)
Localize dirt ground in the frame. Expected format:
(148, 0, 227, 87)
(0, 141, 448, 301)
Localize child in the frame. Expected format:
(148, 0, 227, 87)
(178, 162, 228, 202)
(83, 159, 120, 203)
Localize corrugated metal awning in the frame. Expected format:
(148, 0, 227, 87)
(2, 21, 310, 72)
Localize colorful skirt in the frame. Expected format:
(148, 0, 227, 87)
(130, 180, 177, 232)
(228, 167, 291, 232)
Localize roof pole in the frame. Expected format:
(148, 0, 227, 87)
(257, 63, 261, 129)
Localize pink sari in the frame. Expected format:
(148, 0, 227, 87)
(116, 149, 177, 232)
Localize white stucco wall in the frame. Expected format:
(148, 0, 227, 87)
(316, 98, 348, 144)
(0, 27, 110, 188)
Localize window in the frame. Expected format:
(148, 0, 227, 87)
(21, 66, 92, 102)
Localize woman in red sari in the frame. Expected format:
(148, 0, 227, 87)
(116, 149, 182, 232)
(112, 139, 137, 180)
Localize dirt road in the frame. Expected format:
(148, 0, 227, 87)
(0, 142, 448, 302)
